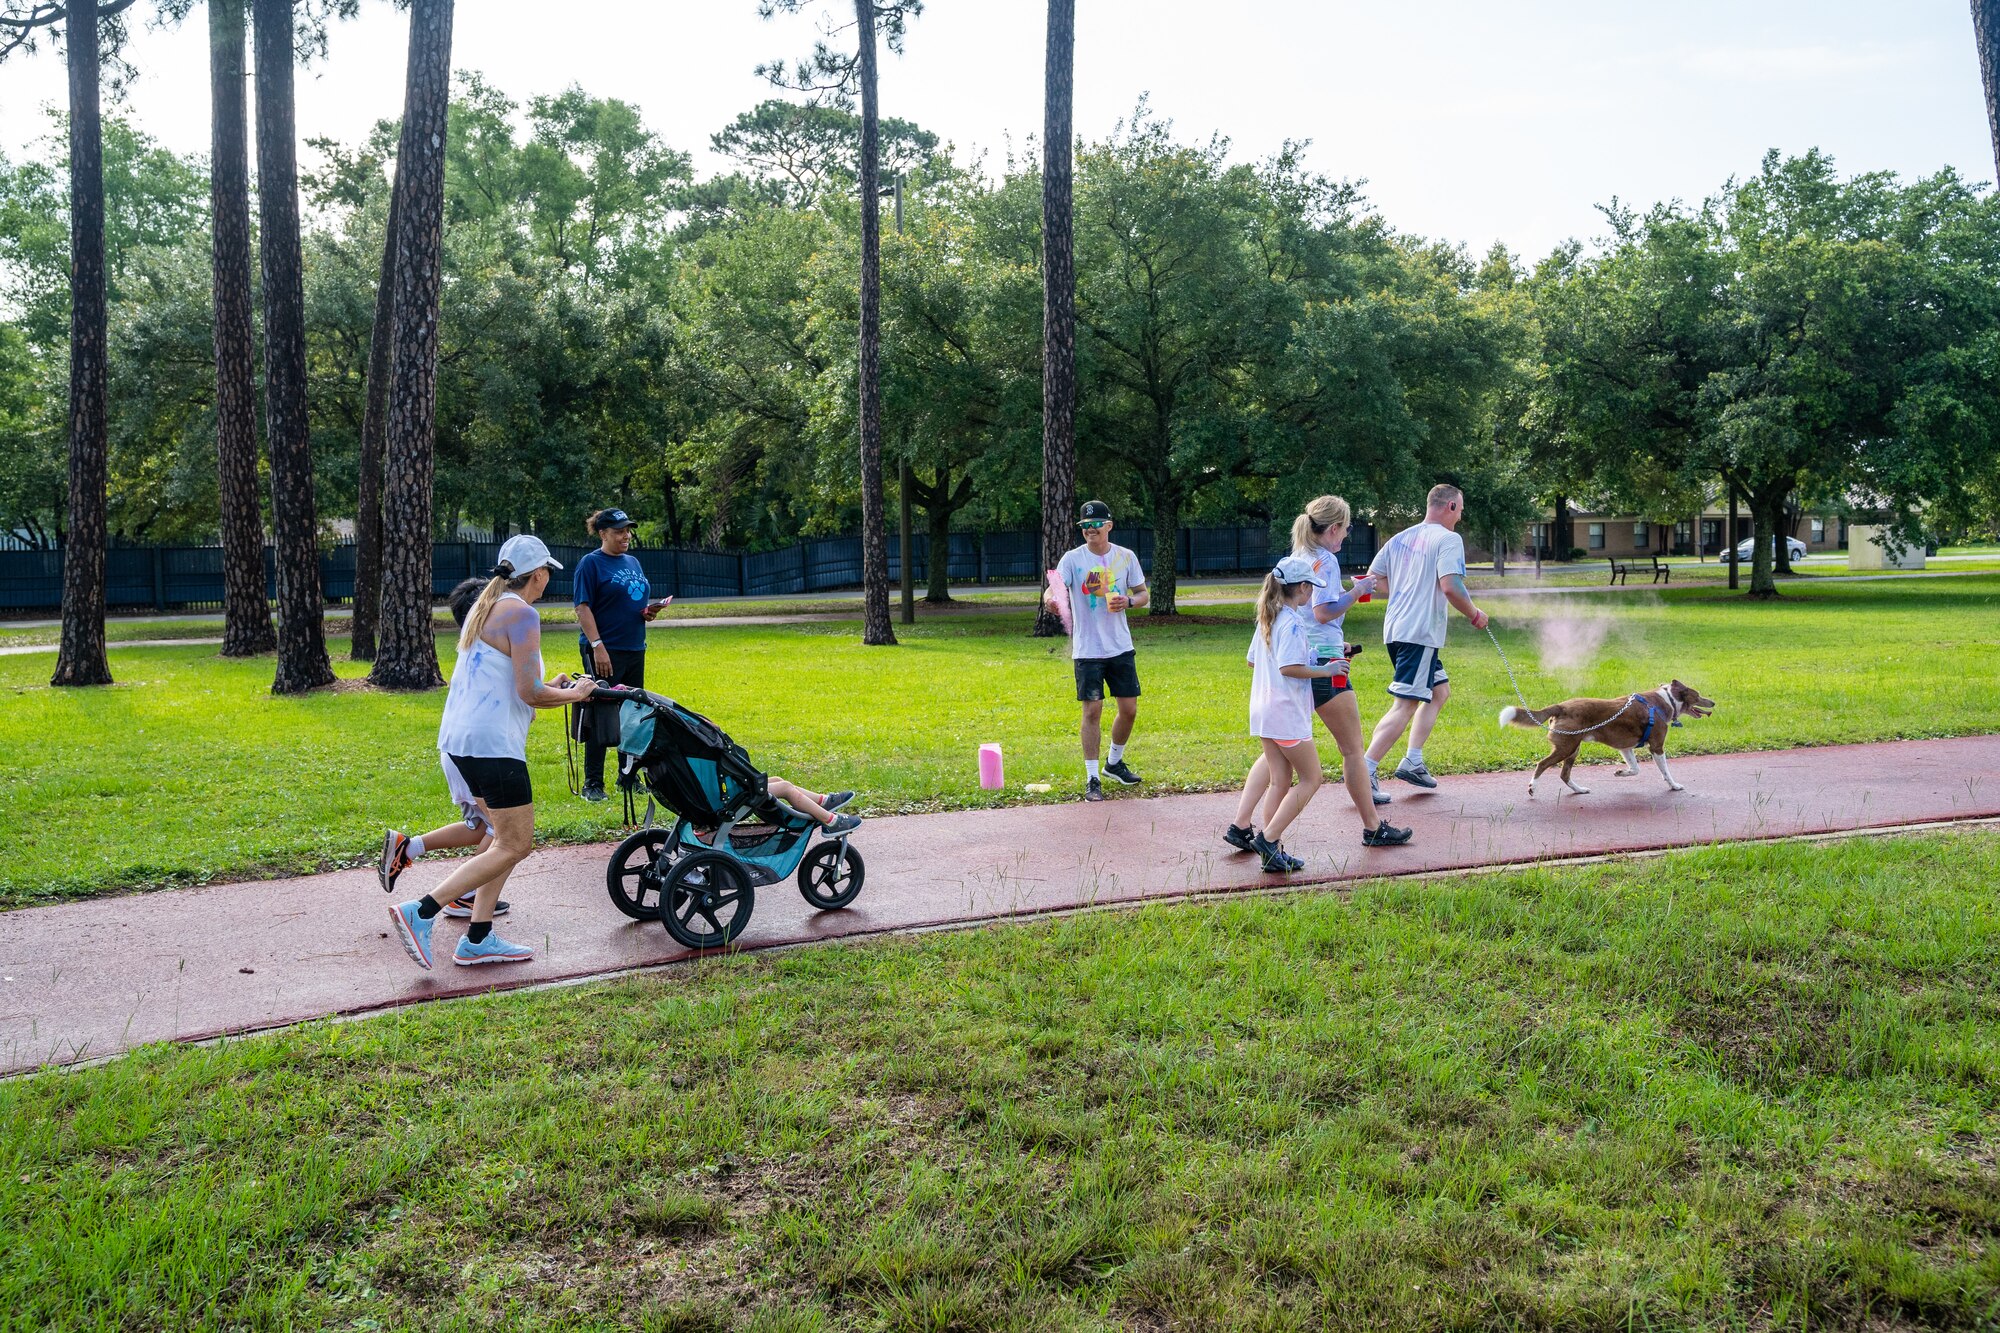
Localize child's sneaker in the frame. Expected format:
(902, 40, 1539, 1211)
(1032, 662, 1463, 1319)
(1223, 824, 1258, 853)
(378, 830, 412, 894)
(822, 791, 856, 811)
(1362, 822, 1413, 847)
(441, 892, 510, 919)
(824, 813, 862, 836)
(1251, 832, 1302, 874)
(452, 933, 535, 966)
(388, 900, 435, 970)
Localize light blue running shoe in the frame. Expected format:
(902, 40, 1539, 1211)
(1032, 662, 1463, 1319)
(453, 932, 536, 967)
(389, 899, 435, 970)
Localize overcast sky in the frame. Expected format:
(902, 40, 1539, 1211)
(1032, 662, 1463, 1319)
(1, 0, 1991, 259)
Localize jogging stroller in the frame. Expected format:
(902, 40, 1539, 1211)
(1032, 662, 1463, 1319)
(587, 684, 864, 950)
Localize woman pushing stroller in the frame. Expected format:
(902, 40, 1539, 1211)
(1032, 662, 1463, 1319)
(381, 535, 595, 969)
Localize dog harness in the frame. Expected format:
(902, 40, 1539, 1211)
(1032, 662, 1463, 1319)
(1630, 694, 1660, 747)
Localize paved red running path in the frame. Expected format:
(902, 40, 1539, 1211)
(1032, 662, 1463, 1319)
(4, 735, 1996, 1075)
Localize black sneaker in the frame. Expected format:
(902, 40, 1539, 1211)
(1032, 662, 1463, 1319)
(823, 790, 856, 812)
(581, 782, 609, 803)
(1103, 759, 1142, 786)
(1252, 832, 1302, 874)
(1084, 778, 1105, 802)
(443, 892, 511, 919)
(1361, 821, 1413, 847)
(1223, 824, 1258, 853)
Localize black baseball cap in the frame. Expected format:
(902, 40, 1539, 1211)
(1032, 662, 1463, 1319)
(1078, 500, 1113, 525)
(591, 508, 636, 531)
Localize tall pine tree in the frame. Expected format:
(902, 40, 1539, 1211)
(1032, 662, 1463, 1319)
(369, 0, 453, 690)
(0, 0, 141, 687)
(252, 0, 335, 692)
(208, 0, 274, 656)
(1033, 0, 1076, 638)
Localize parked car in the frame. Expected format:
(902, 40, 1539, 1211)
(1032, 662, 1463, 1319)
(1734, 535, 1809, 562)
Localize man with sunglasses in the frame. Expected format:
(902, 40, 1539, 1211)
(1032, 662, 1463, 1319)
(1362, 483, 1489, 796)
(1050, 501, 1150, 801)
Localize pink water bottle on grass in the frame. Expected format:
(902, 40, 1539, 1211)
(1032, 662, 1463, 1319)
(978, 743, 1005, 790)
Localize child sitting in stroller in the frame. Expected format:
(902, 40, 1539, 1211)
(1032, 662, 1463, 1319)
(694, 778, 860, 841)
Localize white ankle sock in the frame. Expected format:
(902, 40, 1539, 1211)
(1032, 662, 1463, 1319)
(1406, 748, 1425, 767)
(1086, 759, 1101, 781)
(408, 835, 426, 858)
(1365, 756, 1380, 775)
(1108, 743, 1126, 764)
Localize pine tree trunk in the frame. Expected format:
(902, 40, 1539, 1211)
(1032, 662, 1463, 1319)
(1978, 0, 2000, 185)
(1033, 0, 1077, 638)
(209, 0, 273, 658)
(369, 0, 454, 691)
(350, 168, 403, 662)
(52, 6, 113, 688)
(1148, 485, 1181, 617)
(252, 0, 334, 694)
(854, 0, 895, 647)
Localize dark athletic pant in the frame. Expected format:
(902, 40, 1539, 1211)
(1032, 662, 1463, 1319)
(579, 646, 646, 787)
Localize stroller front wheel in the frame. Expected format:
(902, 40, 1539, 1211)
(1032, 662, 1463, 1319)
(660, 849, 755, 951)
(797, 841, 865, 910)
(606, 822, 692, 921)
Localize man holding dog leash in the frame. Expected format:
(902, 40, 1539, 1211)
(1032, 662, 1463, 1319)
(1362, 483, 1488, 798)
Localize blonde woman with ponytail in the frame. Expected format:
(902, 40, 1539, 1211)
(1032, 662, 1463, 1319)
(381, 534, 596, 972)
(1224, 497, 1413, 855)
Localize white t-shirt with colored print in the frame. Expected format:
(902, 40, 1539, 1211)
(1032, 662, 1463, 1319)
(1245, 604, 1316, 741)
(1056, 542, 1147, 661)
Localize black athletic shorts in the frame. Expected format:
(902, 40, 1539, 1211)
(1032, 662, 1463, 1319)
(1386, 642, 1448, 701)
(1074, 650, 1141, 703)
(1310, 671, 1354, 708)
(444, 753, 534, 810)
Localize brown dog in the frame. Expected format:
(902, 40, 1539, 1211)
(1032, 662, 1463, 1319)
(1500, 680, 1716, 796)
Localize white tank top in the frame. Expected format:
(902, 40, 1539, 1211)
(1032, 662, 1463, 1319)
(437, 593, 542, 760)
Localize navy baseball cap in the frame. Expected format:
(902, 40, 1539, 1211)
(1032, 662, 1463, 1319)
(1078, 500, 1113, 525)
(591, 508, 636, 530)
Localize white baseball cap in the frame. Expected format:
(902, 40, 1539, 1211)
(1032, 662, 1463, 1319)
(496, 533, 563, 577)
(1272, 554, 1326, 587)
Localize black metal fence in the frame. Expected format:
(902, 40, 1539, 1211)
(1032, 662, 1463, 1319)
(0, 524, 1376, 614)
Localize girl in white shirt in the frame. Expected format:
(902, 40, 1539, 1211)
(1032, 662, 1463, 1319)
(1227, 557, 1337, 873)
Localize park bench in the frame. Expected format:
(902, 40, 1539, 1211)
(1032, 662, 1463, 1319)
(1608, 554, 1671, 585)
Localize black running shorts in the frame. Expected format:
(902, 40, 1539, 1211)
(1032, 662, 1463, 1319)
(444, 754, 534, 810)
(1074, 650, 1141, 703)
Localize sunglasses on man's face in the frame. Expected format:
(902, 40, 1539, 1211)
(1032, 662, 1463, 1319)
(1080, 521, 1108, 530)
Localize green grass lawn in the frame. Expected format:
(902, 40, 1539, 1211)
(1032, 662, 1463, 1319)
(4, 830, 1996, 1330)
(2, 574, 1996, 908)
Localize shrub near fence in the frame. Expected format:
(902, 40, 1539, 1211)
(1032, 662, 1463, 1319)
(0, 525, 1375, 614)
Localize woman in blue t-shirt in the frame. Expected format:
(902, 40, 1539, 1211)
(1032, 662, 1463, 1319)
(573, 507, 670, 801)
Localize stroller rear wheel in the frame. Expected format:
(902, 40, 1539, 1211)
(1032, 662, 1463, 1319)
(605, 822, 686, 921)
(660, 849, 755, 951)
(797, 841, 865, 910)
